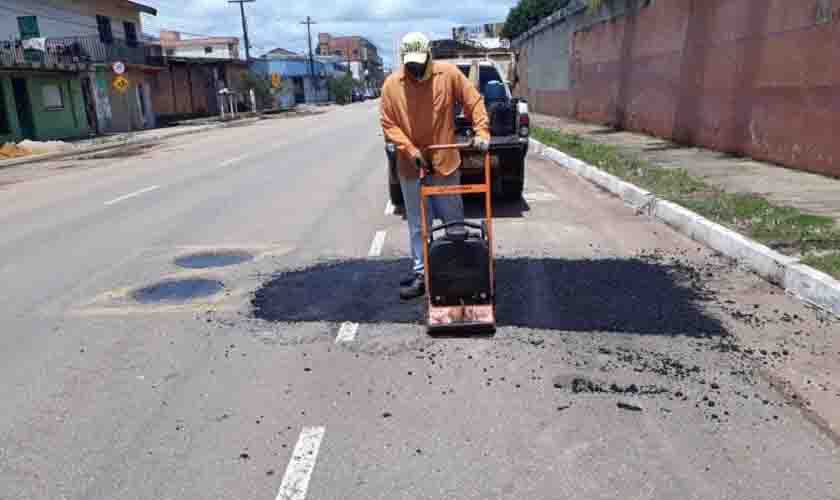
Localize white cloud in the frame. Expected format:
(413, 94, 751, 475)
(140, 0, 516, 68)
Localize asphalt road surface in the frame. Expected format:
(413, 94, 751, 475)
(1, 101, 838, 500)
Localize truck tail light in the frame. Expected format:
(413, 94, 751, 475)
(519, 113, 530, 137)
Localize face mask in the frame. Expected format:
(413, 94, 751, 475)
(405, 61, 427, 80)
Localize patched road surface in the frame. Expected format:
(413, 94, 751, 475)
(0, 101, 838, 500)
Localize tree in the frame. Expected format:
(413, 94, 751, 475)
(503, 0, 606, 40)
(237, 70, 274, 110)
(328, 73, 356, 105)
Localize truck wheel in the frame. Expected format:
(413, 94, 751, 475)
(501, 154, 525, 201)
(502, 175, 524, 201)
(389, 181, 404, 206)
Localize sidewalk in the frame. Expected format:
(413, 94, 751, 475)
(0, 106, 329, 170)
(532, 113, 840, 225)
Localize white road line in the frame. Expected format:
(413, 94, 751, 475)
(335, 322, 359, 343)
(368, 230, 387, 257)
(220, 154, 249, 167)
(384, 200, 395, 215)
(275, 427, 326, 500)
(104, 185, 160, 206)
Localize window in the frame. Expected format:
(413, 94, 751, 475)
(204, 46, 214, 54)
(42, 84, 64, 110)
(96, 15, 113, 44)
(124, 21, 138, 47)
(17, 16, 40, 39)
(457, 65, 504, 96)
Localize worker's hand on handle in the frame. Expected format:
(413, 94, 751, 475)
(471, 136, 490, 154)
(413, 151, 432, 179)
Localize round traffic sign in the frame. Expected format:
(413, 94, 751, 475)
(113, 75, 130, 93)
(112, 61, 126, 75)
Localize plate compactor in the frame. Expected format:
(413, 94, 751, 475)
(420, 144, 496, 335)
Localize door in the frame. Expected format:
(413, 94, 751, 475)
(292, 77, 305, 103)
(11, 78, 34, 139)
(81, 76, 99, 134)
(136, 83, 147, 129)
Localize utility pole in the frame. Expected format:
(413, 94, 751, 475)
(229, 0, 255, 61)
(300, 16, 317, 84)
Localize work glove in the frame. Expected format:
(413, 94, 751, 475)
(472, 136, 490, 153)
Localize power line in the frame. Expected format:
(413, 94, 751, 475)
(228, 0, 255, 61)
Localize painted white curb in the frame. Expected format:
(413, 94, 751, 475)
(531, 137, 840, 317)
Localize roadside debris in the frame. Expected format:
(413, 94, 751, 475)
(617, 401, 644, 412)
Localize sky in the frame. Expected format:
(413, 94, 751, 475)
(138, 0, 518, 69)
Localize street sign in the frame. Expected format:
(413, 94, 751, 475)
(271, 73, 282, 89)
(112, 61, 126, 75)
(113, 75, 130, 93)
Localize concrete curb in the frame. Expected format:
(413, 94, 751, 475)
(530, 137, 840, 317)
(0, 117, 260, 169)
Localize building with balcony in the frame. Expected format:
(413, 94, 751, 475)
(144, 30, 251, 123)
(0, 0, 161, 143)
(316, 33, 384, 91)
(157, 31, 241, 61)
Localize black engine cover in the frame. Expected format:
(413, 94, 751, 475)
(428, 232, 491, 306)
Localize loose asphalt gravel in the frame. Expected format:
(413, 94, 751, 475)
(0, 101, 838, 500)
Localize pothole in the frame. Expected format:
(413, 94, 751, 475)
(132, 278, 224, 304)
(174, 251, 254, 269)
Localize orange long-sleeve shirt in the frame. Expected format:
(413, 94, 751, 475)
(380, 61, 490, 179)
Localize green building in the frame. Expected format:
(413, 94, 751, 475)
(0, 69, 91, 144)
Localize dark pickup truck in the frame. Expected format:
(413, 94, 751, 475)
(385, 59, 530, 204)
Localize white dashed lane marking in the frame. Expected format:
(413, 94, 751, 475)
(104, 185, 160, 206)
(335, 322, 359, 343)
(275, 427, 326, 500)
(368, 230, 387, 257)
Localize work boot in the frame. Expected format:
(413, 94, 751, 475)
(400, 274, 426, 300)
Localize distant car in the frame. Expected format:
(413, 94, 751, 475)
(364, 88, 375, 100)
(351, 89, 364, 102)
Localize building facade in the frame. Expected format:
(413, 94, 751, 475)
(316, 33, 384, 91)
(157, 31, 240, 60)
(252, 50, 347, 105)
(0, 0, 163, 143)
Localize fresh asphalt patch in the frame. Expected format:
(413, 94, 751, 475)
(251, 256, 724, 337)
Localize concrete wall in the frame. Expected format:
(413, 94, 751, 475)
(104, 67, 153, 132)
(515, 0, 840, 178)
(0, 0, 143, 40)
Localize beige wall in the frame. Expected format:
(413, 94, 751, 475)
(0, 0, 146, 40)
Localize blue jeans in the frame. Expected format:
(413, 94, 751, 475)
(400, 171, 465, 275)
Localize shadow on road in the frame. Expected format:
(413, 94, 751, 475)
(252, 257, 725, 337)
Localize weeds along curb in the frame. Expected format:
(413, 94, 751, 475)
(531, 138, 840, 318)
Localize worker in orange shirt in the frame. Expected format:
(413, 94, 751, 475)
(381, 32, 490, 300)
